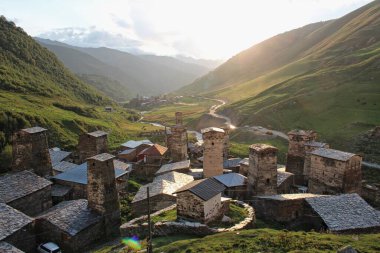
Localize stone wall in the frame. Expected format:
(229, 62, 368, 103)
(303, 143, 329, 182)
(169, 126, 188, 162)
(203, 130, 225, 177)
(3, 223, 36, 253)
(132, 194, 176, 216)
(308, 155, 362, 194)
(77, 134, 108, 163)
(277, 174, 295, 194)
(361, 184, 380, 207)
(8, 186, 52, 216)
(177, 191, 205, 222)
(204, 193, 223, 223)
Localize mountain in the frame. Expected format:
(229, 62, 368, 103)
(0, 16, 142, 167)
(178, 0, 380, 151)
(175, 55, 223, 69)
(36, 38, 211, 97)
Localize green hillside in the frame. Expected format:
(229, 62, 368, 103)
(0, 16, 154, 169)
(178, 0, 380, 153)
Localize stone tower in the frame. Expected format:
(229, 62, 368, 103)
(87, 153, 121, 238)
(248, 144, 278, 196)
(167, 112, 188, 162)
(303, 141, 329, 182)
(12, 126, 52, 177)
(202, 127, 225, 178)
(77, 130, 108, 163)
(285, 129, 317, 185)
(221, 126, 230, 160)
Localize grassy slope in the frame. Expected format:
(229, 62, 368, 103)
(177, 1, 380, 154)
(0, 17, 157, 169)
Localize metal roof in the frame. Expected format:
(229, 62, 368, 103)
(49, 148, 72, 165)
(22, 126, 47, 134)
(155, 160, 191, 175)
(0, 171, 52, 203)
(53, 161, 128, 185)
(37, 199, 101, 236)
(310, 148, 356, 161)
(121, 140, 153, 149)
(306, 194, 380, 232)
(223, 158, 242, 168)
(0, 203, 33, 241)
(87, 130, 108, 137)
(120, 148, 136, 155)
(201, 127, 225, 134)
(213, 173, 246, 187)
(175, 178, 226, 201)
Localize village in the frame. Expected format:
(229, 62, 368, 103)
(1, 112, 380, 253)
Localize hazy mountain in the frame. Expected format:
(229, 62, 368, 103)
(36, 38, 212, 97)
(175, 55, 223, 69)
(178, 0, 380, 150)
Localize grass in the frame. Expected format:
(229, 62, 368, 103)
(151, 209, 177, 223)
(154, 229, 380, 253)
(208, 203, 248, 228)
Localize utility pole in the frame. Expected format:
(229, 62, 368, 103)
(147, 186, 153, 253)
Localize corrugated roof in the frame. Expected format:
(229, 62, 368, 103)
(155, 160, 191, 175)
(53, 161, 128, 184)
(53, 161, 77, 173)
(213, 173, 246, 187)
(121, 140, 153, 149)
(22, 126, 47, 134)
(87, 130, 108, 137)
(310, 148, 356, 161)
(175, 178, 226, 201)
(49, 148, 71, 165)
(37, 199, 101, 236)
(201, 127, 225, 134)
(0, 203, 33, 241)
(306, 194, 380, 232)
(0, 171, 52, 203)
(223, 158, 242, 168)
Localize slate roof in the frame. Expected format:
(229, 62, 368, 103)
(175, 178, 226, 201)
(121, 140, 153, 149)
(257, 193, 320, 201)
(304, 141, 328, 148)
(22, 126, 47, 134)
(53, 161, 128, 185)
(310, 148, 356, 162)
(305, 194, 380, 232)
(201, 127, 225, 134)
(51, 184, 72, 197)
(277, 170, 294, 187)
(239, 158, 249, 166)
(88, 153, 114, 161)
(53, 161, 77, 173)
(213, 173, 246, 187)
(0, 171, 52, 203)
(139, 144, 168, 156)
(49, 148, 72, 165)
(155, 160, 191, 175)
(87, 130, 108, 137)
(0, 242, 24, 253)
(223, 158, 242, 168)
(132, 172, 194, 203)
(0, 203, 33, 241)
(37, 199, 102, 236)
(249, 144, 278, 152)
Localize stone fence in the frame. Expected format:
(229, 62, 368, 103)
(120, 201, 255, 238)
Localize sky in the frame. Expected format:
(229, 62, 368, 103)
(0, 0, 373, 59)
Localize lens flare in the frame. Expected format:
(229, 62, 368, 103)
(122, 236, 142, 251)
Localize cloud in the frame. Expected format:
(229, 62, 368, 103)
(111, 14, 131, 29)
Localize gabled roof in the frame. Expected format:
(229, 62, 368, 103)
(201, 127, 225, 134)
(53, 161, 77, 173)
(155, 160, 191, 175)
(213, 173, 247, 187)
(53, 161, 128, 185)
(0, 203, 33, 241)
(310, 148, 357, 161)
(22, 126, 47, 134)
(121, 140, 153, 149)
(305, 194, 380, 232)
(154, 171, 194, 183)
(87, 130, 108, 137)
(175, 178, 226, 201)
(0, 242, 24, 253)
(223, 158, 242, 168)
(119, 148, 136, 155)
(139, 144, 168, 156)
(49, 148, 72, 165)
(277, 170, 294, 187)
(0, 171, 52, 203)
(37, 199, 102, 236)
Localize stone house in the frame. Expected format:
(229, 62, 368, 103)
(213, 172, 247, 200)
(277, 170, 295, 194)
(303, 141, 329, 182)
(77, 130, 108, 163)
(166, 112, 188, 162)
(118, 148, 138, 162)
(0, 204, 36, 253)
(308, 148, 362, 194)
(12, 126, 53, 177)
(247, 144, 278, 197)
(137, 143, 168, 164)
(49, 147, 77, 175)
(239, 158, 249, 176)
(132, 172, 194, 215)
(223, 158, 242, 173)
(285, 129, 317, 185)
(0, 170, 52, 216)
(155, 160, 191, 176)
(53, 160, 130, 199)
(175, 178, 226, 223)
(304, 194, 380, 234)
(202, 127, 226, 178)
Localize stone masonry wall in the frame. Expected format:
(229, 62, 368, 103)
(203, 131, 225, 177)
(3, 223, 36, 253)
(169, 126, 188, 162)
(77, 134, 108, 163)
(176, 191, 205, 222)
